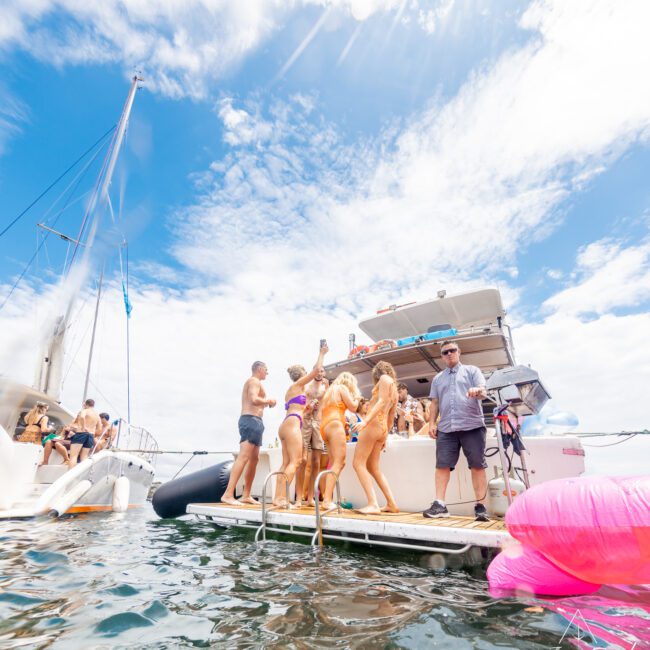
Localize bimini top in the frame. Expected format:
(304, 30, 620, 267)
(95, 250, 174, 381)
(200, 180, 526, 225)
(359, 288, 506, 342)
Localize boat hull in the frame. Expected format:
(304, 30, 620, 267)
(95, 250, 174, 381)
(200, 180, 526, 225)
(238, 434, 585, 517)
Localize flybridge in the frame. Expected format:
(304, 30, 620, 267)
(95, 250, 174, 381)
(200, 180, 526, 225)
(361, 288, 507, 342)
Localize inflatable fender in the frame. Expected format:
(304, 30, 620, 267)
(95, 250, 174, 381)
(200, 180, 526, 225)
(487, 542, 601, 597)
(506, 475, 650, 585)
(153, 460, 233, 519)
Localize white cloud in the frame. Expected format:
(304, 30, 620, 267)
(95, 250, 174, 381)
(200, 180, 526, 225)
(515, 310, 650, 432)
(543, 237, 650, 316)
(217, 98, 273, 147)
(0, 0, 435, 99)
(0, 84, 28, 155)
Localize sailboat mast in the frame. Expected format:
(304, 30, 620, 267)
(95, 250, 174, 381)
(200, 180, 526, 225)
(82, 267, 103, 402)
(85, 75, 140, 252)
(79, 75, 140, 404)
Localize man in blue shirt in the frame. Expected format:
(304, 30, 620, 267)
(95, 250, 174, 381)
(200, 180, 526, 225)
(423, 340, 489, 521)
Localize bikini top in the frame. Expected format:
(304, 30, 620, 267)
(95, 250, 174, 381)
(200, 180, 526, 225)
(285, 394, 307, 410)
(26, 415, 45, 429)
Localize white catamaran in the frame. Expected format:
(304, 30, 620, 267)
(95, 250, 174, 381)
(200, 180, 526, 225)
(0, 76, 158, 519)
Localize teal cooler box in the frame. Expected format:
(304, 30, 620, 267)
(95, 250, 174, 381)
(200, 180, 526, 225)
(397, 328, 457, 347)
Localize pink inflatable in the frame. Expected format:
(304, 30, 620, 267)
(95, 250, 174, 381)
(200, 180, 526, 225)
(505, 475, 650, 585)
(487, 543, 601, 596)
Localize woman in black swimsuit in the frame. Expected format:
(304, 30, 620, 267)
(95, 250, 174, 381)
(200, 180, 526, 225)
(18, 402, 51, 445)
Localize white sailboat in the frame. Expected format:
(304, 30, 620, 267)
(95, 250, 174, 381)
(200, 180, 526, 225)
(0, 76, 157, 518)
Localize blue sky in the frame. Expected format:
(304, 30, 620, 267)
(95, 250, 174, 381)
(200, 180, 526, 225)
(1, 1, 649, 465)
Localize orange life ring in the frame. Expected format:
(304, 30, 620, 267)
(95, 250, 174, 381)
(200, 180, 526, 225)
(348, 345, 370, 359)
(368, 339, 396, 353)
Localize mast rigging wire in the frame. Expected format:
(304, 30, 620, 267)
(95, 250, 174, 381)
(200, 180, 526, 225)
(0, 141, 111, 313)
(0, 125, 116, 239)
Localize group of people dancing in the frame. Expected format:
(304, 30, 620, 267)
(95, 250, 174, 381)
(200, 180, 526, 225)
(16, 398, 117, 469)
(220, 343, 400, 515)
(221, 337, 491, 522)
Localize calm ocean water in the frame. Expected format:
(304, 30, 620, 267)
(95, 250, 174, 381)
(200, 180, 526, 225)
(1, 499, 649, 649)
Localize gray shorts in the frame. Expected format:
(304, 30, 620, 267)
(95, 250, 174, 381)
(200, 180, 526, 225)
(436, 426, 487, 470)
(238, 415, 264, 447)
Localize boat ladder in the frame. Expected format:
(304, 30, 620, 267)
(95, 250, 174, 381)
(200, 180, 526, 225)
(255, 471, 289, 542)
(311, 469, 342, 546)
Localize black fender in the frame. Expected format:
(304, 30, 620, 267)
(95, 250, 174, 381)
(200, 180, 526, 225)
(152, 460, 233, 519)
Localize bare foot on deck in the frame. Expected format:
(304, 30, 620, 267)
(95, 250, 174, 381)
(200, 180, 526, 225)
(239, 496, 259, 505)
(306, 499, 315, 507)
(221, 496, 242, 506)
(321, 501, 336, 512)
(381, 505, 400, 514)
(355, 506, 382, 515)
(272, 499, 289, 508)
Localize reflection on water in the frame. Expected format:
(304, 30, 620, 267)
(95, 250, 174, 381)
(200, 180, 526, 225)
(0, 506, 647, 648)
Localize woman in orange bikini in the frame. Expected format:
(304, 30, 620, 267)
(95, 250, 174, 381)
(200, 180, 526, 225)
(352, 361, 399, 514)
(273, 342, 328, 507)
(319, 371, 361, 510)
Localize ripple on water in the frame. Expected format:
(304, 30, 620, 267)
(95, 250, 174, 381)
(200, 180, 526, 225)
(24, 549, 69, 565)
(1, 506, 648, 648)
(103, 583, 141, 597)
(95, 611, 154, 636)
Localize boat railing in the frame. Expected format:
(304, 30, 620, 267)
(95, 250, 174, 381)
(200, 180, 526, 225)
(113, 419, 160, 466)
(255, 471, 289, 542)
(312, 469, 342, 546)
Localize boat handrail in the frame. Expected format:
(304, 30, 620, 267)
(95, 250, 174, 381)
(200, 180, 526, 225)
(311, 469, 342, 546)
(255, 471, 289, 543)
(113, 418, 159, 465)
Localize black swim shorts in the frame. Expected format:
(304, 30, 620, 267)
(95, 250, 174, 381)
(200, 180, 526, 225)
(238, 415, 264, 447)
(436, 426, 487, 470)
(70, 432, 95, 449)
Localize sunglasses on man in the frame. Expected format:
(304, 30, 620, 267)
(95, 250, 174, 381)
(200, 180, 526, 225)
(441, 348, 458, 356)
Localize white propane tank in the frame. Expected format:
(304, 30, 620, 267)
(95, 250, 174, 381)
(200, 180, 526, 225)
(488, 470, 526, 517)
(112, 476, 130, 513)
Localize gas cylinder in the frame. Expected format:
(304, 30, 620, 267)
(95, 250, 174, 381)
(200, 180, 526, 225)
(488, 468, 526, 517)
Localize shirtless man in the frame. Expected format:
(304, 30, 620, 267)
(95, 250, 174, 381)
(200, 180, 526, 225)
(221, 361, 276, 506)
(294, 371, 329, 506)
(94, 413, 118, 452)
(68, 398, 101, 469)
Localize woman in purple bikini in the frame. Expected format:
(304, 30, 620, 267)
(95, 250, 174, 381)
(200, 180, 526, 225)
(273, 342, 328, 507)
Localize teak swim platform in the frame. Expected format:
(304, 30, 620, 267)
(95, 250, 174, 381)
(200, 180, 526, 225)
(187, 502, 511, 553)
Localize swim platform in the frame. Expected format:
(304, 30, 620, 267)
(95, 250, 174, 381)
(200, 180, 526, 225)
(187, 502, 511, 553)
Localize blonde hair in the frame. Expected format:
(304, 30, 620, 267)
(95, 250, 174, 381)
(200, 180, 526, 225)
(25, 402, 48, 426)
(372, 360, 397, 384)
(287, 364, 307, 382)
(331, 371, 361, 402)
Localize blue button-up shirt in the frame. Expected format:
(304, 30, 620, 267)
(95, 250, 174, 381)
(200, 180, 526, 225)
(429, 363, 486, 432)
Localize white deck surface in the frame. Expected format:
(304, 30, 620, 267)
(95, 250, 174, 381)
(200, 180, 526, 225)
(187, 503, 512, 550)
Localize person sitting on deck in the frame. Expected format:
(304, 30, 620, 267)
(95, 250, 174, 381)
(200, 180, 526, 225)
(67, 398, 102, 470)
(421, 341, 489, 522)
(392, 383, 425, 437)
(94, 413, 117, 453)
(42, 427, 70, 466)
(221, 361, 276, 506)
(273, 342, 329, 507)
(18, 402, 52, 447)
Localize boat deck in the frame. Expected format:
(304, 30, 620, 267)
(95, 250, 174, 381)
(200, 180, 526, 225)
(187, 503, 512, 553)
